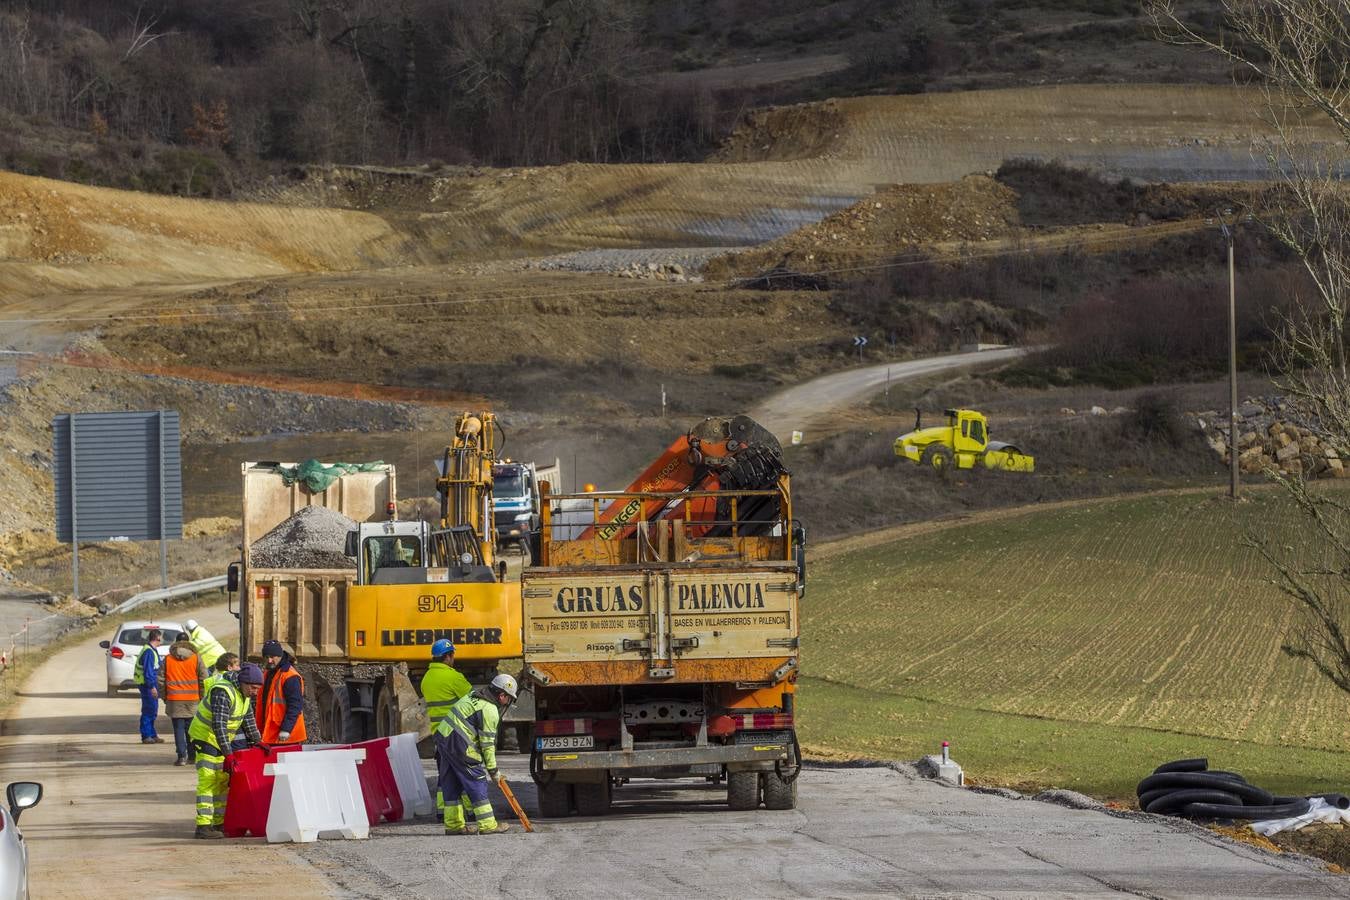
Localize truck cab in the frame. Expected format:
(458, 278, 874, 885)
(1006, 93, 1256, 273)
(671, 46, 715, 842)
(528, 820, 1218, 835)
(492, 462, 537, 546)
(344, 521, 500, 586)
(491, 458, 562, 550)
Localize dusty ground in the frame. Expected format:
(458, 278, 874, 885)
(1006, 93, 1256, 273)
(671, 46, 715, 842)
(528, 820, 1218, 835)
(0, 602, 334, 899)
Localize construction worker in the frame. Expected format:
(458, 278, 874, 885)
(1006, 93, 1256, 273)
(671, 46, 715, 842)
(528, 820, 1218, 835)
(434, 673, 518, 836)
(133, 629, 164, 744)
(159, 631, 206, 765)
(422, 639, 472, 810)
(259, 640, 306, 744)
(188, 662, 264, 839)
(183, 618, 227, 670)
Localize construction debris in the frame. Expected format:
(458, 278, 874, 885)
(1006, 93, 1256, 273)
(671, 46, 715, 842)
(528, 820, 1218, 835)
(250, 506, 357, 570)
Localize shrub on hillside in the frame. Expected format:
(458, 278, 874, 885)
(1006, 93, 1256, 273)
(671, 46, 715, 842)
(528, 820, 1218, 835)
(1127, 392, 1187, 447)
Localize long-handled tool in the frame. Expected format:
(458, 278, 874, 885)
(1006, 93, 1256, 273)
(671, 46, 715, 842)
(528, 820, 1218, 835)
(496, 777, 534, 832)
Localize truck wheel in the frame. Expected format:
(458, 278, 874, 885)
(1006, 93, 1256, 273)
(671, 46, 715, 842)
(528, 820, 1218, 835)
(574, 776, 612, 816)
(373, 684, 398, 738)
(515, 724, 533, 755)
(727, 770, 760, 810)
(762, 772, 798, 810)
(536, 780, 573, 818)
(317, 681, 361, 743)
(921, 446, 953, 477)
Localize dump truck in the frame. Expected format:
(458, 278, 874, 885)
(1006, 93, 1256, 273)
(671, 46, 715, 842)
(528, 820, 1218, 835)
(522, 415, 806, 816)
(894, 407, 1035, 475)
(228, 417, 529, 744)
(492, 458, 562, 552)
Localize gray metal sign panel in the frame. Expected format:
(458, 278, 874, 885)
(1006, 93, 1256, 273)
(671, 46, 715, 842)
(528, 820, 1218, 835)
(52, 411, 183, 542)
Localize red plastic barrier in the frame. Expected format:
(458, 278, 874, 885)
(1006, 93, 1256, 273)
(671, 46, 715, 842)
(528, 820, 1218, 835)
(221, 745, 303, 838)
(349, 737, 404, 825)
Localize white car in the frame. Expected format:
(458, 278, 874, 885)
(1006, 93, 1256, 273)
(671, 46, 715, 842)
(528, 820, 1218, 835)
(98, 621, 187, 697)
(0, 782, 43, 900)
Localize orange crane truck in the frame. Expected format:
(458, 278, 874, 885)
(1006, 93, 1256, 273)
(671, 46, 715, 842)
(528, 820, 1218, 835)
(522, 416, 806, 815)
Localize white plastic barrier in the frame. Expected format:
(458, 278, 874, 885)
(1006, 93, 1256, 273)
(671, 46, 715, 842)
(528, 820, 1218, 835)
(264, 748, 370, 843)
(388, 732, 435, 818)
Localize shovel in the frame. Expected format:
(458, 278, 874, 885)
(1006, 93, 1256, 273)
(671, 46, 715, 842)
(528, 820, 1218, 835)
(496, 777, 534, 832)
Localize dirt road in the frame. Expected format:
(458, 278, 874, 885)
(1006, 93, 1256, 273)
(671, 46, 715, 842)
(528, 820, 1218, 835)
(751, 346, 1029, 443)
(0, 603, 332, 898)
(0, 601, 1346, 897)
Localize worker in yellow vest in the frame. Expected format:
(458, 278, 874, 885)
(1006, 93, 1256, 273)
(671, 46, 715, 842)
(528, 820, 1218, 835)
(435, 674, 518, 836)
(184, 618, 227, 670)
(187, 662, 264, 839)
(422, 639, 471, 811)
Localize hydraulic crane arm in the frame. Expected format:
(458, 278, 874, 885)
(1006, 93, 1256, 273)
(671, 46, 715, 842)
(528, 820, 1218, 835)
(578, 415, 785, 541)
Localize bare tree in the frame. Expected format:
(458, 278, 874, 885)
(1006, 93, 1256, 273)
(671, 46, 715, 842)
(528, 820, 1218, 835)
(1148, 1, 1350, 690)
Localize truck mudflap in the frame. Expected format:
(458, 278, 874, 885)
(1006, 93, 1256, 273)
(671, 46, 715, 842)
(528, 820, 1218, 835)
(538, 741, 789, 771)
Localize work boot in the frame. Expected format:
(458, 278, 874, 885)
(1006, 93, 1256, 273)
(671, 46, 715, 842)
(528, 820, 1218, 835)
(210, 824, 224, 833)
(194, 825, 224, 840)
(444, 826, 472, 836)
(478, 822, 514, 835)
(174, 757, 186, 766)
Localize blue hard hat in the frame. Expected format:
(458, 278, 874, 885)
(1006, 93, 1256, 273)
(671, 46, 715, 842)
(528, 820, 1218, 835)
(431, 639, 455, 659)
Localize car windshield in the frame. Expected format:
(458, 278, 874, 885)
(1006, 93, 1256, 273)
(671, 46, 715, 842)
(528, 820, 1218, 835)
(493, 470, 528, 499)
(117, 627, 180, 646)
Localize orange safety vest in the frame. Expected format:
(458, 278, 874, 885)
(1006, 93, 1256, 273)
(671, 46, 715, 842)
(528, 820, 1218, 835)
(262, 666, 307, 743)
(163, 652, 201, 703)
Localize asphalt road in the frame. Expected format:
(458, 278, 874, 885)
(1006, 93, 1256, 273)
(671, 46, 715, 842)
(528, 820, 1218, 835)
(750, 347, 1030, 445)
(305, 756, 1350, 899)
(1, 611, 1348, 897)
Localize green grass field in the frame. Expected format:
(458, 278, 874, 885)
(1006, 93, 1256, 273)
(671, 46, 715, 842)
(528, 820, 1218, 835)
(797, 487, 1350, 800)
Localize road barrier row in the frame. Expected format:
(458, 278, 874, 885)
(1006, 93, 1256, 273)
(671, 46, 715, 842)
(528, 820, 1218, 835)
(224, 733, 431, 843)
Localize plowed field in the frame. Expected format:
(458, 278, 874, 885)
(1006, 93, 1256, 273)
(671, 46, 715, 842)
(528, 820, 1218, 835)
(801, 487, 1350, 794)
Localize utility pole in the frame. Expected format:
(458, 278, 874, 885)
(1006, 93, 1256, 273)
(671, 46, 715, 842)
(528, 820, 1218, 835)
(1219, 209, 1240, 500)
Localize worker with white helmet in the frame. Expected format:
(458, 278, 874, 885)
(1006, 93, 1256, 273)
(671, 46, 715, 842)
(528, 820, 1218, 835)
(183, 618, 227, 670)
(434, 673, 518, 835)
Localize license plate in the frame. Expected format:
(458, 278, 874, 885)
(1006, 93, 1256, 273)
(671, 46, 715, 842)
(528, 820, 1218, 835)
(536, 735, 594, 751)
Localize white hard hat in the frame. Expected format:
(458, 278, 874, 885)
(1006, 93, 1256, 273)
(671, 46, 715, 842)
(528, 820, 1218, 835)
(185, 619, 198, 631)
(489, 673, 518, 700)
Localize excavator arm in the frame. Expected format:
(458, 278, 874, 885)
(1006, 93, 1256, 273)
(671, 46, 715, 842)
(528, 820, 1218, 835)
(578, 415, 786, 541)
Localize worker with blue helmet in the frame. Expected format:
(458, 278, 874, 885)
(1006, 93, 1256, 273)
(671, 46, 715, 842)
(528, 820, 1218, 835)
(422, 639, 471, 811)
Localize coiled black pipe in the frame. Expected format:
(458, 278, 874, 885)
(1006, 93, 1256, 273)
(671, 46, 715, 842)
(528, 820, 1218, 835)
(1136, 759, 1314, 821)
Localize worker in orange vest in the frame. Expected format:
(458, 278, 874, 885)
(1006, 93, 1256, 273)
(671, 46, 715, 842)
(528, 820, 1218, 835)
(159, 631, 207, 765)
(259, 640, 306, 744)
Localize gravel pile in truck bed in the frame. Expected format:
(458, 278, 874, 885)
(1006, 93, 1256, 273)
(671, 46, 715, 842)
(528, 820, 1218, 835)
(250, 505, 358, 570)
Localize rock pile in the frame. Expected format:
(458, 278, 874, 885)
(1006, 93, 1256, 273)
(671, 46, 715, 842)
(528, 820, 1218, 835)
(250, 506, 358, 570)
(1194, 396, 1347, 479)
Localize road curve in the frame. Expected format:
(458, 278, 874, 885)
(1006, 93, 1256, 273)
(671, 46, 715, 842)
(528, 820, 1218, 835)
(751, 346, 1029, 443)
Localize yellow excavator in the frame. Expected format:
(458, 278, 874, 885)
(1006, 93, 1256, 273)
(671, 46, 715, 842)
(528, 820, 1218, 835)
(894, 408, 1035, 476)
(342, 411, 526, 738)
